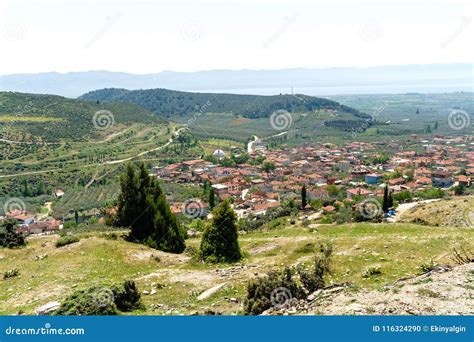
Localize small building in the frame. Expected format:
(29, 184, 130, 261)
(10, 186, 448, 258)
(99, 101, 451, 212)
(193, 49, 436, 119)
(346, 188, 374, 199)
(54, 188, 65, 198)
(365, 173, 383, 185)
(431, 171, 453, 188)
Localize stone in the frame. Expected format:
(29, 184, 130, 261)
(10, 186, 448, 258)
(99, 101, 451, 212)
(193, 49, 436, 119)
(36, 301, 60, 315)
(197, 283, 226, 301)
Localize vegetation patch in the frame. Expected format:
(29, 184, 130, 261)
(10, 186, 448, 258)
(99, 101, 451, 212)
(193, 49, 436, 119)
(55, 235, 80, 248)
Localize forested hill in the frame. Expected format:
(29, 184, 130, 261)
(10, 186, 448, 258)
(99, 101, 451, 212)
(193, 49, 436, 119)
(79, 88, 370, 120)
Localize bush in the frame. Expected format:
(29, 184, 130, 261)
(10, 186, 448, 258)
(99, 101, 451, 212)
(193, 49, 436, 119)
(297, 242, 333, 292)
(55, 286, 119, 315)
(244, 267, 304, 315)
(4, 268, 20, 279)
(55, 280, 143, 315)
(62, 221, 77, 230)
(363, 266, 382, 278)
(0, 219, 26, 249)
(419, 260, 437, 273)
(111, 280, 144, 312)
(334, 206, 352, 224)
(55, 235, 80, 247)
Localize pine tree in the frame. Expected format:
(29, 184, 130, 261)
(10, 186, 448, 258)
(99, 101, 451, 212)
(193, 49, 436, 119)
(301, 184, 307, 210)
(200, 200, 241, 262)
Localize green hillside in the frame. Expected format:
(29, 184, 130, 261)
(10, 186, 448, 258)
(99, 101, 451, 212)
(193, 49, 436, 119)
(0, 91, 164, 143)
(0, 222, 471, 315)
(79, 88, 370, 121)
(0, 92, 203, 215)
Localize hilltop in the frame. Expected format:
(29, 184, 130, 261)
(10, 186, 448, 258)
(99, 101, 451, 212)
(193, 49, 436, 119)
(79, 87, 369, 121)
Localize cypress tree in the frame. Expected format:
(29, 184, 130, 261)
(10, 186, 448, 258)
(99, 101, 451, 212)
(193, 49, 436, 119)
(387, 191, 393, 209)
(301, 184, 307, 209)
(382, 185, 390, 213)
(116, 163, 185, 253)
(200, 200, 241, 262)
(209, 188, 215, 209)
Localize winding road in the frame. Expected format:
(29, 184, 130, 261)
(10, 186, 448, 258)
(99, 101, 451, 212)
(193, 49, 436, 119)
(247, 131, 289, 153)
(0, 128, 187, 179)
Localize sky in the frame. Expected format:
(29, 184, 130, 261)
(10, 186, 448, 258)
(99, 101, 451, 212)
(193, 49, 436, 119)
(0, 0, 472, 75)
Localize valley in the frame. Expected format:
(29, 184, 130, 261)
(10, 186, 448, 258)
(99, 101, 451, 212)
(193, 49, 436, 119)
(0, 88, 472, 316)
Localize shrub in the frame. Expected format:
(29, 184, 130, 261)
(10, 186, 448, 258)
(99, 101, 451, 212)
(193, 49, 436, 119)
(334, 206, 352, 224)
(111, 280, 144, 312)
(419, 260, 437, 273)
(0, 219, 26, 249)
(55, 235, 80, 247)
(363, 266, 382, 278)
(3, 268, 20, 280)
(244, 267, 304, 315)
(62, 221, 77, 230)
(55, 280, 143, 315)
(297, 242, 333, 292)
(55, 286, 119, 315)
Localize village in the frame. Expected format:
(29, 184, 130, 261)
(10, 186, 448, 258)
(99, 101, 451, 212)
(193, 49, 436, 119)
(158, 134, 473, 222)
(2, 134, 473, 236)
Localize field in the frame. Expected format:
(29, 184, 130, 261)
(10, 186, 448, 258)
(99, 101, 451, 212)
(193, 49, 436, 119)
(1, 221, 471, 315)
(170, 93, 473, 146)
(328, 92, 474, 136)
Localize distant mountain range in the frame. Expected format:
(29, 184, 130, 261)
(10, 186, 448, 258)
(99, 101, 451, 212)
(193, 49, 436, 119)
(1, 64, 472, 98)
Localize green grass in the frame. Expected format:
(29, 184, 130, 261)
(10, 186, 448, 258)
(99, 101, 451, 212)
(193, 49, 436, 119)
(0, 222, 471, 315)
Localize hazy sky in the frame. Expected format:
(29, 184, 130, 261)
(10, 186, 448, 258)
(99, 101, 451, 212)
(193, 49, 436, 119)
(0, 0, 472, 74)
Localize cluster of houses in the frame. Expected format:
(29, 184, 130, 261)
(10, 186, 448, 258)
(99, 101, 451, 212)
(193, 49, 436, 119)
(1, 209, 62, 235)
(153, 134, 473, 218)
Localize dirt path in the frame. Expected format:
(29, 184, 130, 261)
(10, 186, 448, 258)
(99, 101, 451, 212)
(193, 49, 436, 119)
(391, 199, 440, 222)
